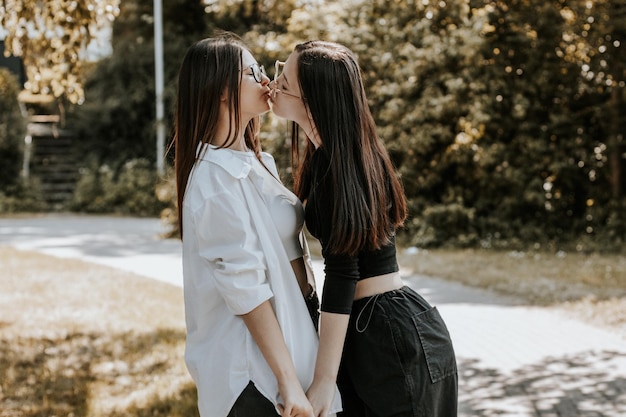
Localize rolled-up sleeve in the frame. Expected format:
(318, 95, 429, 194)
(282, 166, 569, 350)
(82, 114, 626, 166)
(192, 188, 273, 315)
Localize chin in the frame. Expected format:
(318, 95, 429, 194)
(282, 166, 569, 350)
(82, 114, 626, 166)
(271, 104, 285, 118)
(254, 101, 270, 114)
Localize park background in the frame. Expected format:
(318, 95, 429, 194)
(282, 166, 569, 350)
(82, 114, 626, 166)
(1, 0, 624, 252)
(0, 0, 625, 416)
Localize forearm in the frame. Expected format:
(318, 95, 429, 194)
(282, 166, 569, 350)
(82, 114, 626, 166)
(314, 311, 350, 382)
(241, 300, 300, 385)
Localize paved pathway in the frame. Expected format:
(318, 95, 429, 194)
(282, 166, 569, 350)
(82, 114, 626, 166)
(1, 214, 625, 416)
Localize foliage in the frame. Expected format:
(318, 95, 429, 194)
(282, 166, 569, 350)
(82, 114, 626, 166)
(299, 0, 625, 251)
(70, 158, 167, 216)
(0, 176, 47, 213)
(415, 203, 477, 248)
(0, 69, 48, 213)
(0, 68, 25, 193)
(63, 0, 210, 216)
(52, 0, 626, 250)
(0, 0, 121, 103)
(66, 0, 208, 166)
(470, 0, 588, 244)
(160, 0, 623, 250)
(339, 1, 494, 247)
(472, 0, 625, 250)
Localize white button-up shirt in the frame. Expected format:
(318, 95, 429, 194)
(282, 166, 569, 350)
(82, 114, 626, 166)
(181, 146, 341, 417)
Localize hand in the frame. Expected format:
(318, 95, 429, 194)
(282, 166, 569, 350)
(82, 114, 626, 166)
(277, 379, 315, 417)
(306, 378, 337, 417)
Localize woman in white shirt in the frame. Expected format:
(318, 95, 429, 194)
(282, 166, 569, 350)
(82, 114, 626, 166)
(171, 36, 341, 417)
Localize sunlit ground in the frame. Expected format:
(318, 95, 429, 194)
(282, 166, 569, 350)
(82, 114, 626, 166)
(0, 247, 197, 417)
(1, 244, 625, 416)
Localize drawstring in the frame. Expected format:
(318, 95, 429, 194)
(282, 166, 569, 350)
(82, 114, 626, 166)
(355, 294, 380, 333)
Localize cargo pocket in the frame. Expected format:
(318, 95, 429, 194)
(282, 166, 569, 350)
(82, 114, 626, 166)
(412, 306, 457, 383)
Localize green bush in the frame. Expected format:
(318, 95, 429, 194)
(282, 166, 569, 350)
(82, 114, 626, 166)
(408, 203, 477, 248)
(70, 158, 167, 217)
(0, 177, 47, 213)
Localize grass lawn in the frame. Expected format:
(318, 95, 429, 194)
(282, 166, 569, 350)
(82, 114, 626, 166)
(0, 247, 198, 417)
(1, 244, 624, 415)
(397, 247, 626, 332)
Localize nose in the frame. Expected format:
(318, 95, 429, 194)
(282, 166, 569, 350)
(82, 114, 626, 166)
(261, 72, 270, 86)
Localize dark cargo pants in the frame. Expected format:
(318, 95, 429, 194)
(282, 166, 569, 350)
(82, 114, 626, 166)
(338, 286, 458, 417)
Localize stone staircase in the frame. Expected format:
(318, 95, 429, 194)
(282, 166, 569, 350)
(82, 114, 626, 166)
(29, 127, 78, 208)
(20, 92, 78, 208)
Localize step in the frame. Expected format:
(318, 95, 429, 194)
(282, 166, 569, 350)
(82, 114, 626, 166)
(31, 160, 77, 167)
(32, 173, 78, 183)
(26, 131, 79, 207)
(40, 184, 76, 193)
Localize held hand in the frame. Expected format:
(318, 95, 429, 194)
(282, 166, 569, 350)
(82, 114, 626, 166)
(277, 379, 315, 417)
(306, 378, 337, 417)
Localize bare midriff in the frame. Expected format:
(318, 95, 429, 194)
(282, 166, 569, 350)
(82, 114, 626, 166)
(354, 271, 403, 300)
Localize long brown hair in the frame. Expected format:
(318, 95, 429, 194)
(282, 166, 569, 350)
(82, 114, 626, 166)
(172, 35, 261, 237)
(291, 41, 407, 256)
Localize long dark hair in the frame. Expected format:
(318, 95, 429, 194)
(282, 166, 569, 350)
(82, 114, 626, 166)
(291, 41, 407, 256)
(172, 35, 261, 237)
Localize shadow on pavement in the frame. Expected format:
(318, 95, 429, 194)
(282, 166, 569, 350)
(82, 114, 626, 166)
(458, 350, 626, 416)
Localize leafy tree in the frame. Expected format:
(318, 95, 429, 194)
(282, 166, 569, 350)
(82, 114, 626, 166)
(474, 0, 624, 248)
(54, 0, 623, 248)
(468, 1, 581, 245)
(67, 0, 209, 166)
(319, 0, 492, 246)
(0, 0, 120, 104)
(557, 0, 626, 244)
(327, 0, 624, 250)
(0, 68, 25, 191)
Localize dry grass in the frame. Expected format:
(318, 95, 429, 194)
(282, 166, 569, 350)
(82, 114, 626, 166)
(398, 248, 626, 303)
(0, 247, 198, 417)
(398, 247, 626, 332)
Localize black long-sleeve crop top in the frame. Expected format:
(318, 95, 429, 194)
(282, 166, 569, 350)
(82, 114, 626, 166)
(304, 150, 400, 314)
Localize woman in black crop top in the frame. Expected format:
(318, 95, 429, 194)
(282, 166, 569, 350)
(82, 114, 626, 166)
(271, 41, 458, 417)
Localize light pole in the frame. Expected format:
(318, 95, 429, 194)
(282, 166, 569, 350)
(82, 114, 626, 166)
(154, 0, 165, 176)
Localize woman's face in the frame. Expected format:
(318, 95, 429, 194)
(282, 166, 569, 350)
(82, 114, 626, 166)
(239, 49, 271, 119)
(270, 52, 309, 125)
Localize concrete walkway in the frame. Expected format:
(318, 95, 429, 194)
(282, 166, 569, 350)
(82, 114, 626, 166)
(1, 214, 625, 416)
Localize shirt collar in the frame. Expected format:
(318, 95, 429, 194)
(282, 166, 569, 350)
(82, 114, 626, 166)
(197, 144, 253, 179)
